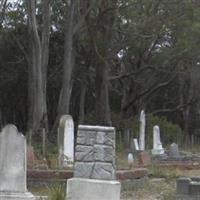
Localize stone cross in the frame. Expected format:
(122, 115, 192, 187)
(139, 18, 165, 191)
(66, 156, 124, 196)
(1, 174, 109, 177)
(139, 110, 145, 151)
(0, 124, 35, 199)
(58, 115, 74, 168)
(74, 125, 116, 180)
(151, 125, 164, 155)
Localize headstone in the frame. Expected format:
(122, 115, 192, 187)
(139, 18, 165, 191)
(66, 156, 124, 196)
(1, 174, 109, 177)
(67, 125, 121, 200)
(189, 181, 200, 195)
(128, 153, 134, 169)
(169, 143, 180, 158)
(133, 138, 139, 151)
(139, 110, 145, 151)
(176, 177, 191, 195)
(0, 124, 35, 199)
(151, 125, 164, 155)
(58, 115, 74, 168)
(74, 125, 116, 180)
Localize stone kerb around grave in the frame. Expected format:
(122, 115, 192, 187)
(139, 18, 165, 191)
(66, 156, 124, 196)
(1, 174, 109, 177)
(74, 125, 116, 180)
(0, 124, 35, 199)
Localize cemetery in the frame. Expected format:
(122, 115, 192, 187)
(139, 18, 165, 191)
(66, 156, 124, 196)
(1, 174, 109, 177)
(1, 111, 200, 200)
(2, 1, 200, 200)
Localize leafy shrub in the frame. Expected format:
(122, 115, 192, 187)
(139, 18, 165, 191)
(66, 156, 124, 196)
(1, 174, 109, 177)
(146, 115, 182, 148)
(112, 112, 182, 150)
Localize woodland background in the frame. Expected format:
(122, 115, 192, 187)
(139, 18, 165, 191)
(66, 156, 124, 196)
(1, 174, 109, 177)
(1, 0, 200, 146)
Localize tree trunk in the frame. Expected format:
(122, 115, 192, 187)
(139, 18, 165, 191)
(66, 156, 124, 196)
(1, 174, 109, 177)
(51, 0, 76, 134)
(79, 80, 86, 124)
(41, 0, 50, 132)
(93, 0, 117, 126)
(95, 61, 111, 125)
(27, 0, 50, 136)
(57, 0, 75, 115)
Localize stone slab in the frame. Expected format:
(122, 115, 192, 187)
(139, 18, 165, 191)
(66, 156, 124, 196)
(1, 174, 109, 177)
(176, 194, 200, 200)
(75, 125, 116, 180)
(177, 177, 191, 195)
(0, 192, 35, 200)
(66, 178, 121, 200)
(189, 182, 200, 195)
(0, 125, 26, 192)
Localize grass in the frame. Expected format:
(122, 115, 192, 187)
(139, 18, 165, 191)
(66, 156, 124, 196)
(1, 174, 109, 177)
(47, 184, 66, 200)
(149, 164, 180, 180)
(121, 179, 176, 200)
(30, 183, 66, 200)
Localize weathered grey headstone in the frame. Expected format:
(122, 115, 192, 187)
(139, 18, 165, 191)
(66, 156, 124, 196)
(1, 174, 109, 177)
(0, 124, 35, 199)
(189, 181, 200, 195)
(151, 125, 164, 155)
(139, 110, 145, 151)
(177, 177, 191, 195)
(58, 115, 74, 168)
(74, 125, 116, 180)
(169, 143, 180, 158)
(67, 125, 121, 200)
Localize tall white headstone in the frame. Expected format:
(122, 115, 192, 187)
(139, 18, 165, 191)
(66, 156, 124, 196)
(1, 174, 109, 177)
(151, 125, 164, 155)
(58, 115, 74, 168)
(133, 138, 139, 151)
(0, 124, 35, 199)
(139, 110, 145, 151)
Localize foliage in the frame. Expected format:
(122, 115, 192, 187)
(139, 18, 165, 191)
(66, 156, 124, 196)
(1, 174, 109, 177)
(146, 115, 182, 147)
(1, 0, 200, 142)
(112, 112, 182, 149)
(48, 184, 66, 200)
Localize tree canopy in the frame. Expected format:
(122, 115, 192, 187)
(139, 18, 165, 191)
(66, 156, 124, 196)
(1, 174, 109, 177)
(1, 0, 200, 141)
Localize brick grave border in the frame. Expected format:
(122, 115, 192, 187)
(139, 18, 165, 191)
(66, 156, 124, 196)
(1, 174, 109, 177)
(27, 168, 148, 190)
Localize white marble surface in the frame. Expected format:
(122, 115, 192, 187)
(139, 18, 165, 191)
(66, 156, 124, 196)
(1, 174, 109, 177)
(0, 125, 27, 192)
(133, 138, 139, 151)
(152, 125, 164, 155)
(139, 110, 146, 151)
(58, 115, 74, 168)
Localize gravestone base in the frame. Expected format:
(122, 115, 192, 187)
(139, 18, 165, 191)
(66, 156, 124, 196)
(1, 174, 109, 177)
(152, 149, 165, 155)
(66, 178, 121, 200)
(0, 191, 35, 200)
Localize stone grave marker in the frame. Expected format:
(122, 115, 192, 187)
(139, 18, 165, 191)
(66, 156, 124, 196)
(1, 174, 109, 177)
(139, 110, 146, 151)
(74, 125, 116, 180)
(58, 115, 74, 168)
(151, 125, 164, 155)
(67, 125, 121, 200)
(133, 138, 139, 152)
(0, 124, 35, 199)
(169, 143, 180, 158)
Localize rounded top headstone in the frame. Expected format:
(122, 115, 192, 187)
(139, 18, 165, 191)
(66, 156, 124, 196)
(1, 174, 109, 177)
(140, 110, 145, 122)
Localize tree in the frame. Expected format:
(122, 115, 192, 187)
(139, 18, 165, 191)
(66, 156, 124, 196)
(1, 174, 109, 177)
(27, 0, 50, 136)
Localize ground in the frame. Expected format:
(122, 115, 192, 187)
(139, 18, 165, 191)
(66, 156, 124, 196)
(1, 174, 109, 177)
(121, 169, 200, 200)
(29, 150, 200, 199)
